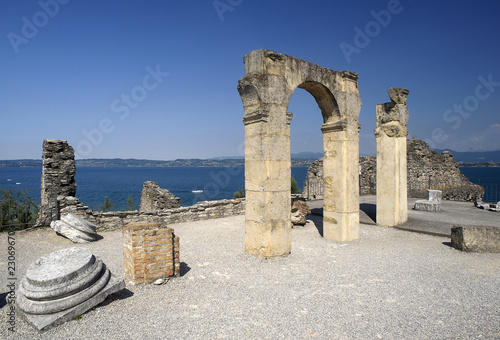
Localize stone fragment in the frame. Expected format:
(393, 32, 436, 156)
(414, 190, 442, 212)
(17, 247, 125, 332)
(291, 200, 311, 226)
(50, 213, 98, 243)
(140, 181, 181, 212)
(413, 200, 441, 212)
(451, 226, 500, 253)
(427, 189, 442, 203)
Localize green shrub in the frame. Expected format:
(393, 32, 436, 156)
(127, 195, 134, 211)
(98, 196, 113, 212)
(233, 189, 245, 199)
(0, 188, 39, 232)
(291, 176, 302, 194)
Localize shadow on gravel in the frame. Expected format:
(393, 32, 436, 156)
(101, 288, 134, 306)
(0, 292, 7, 309)
(306, 214, 323, 237)
(180, 262, 191, 276)
(360, 203, 376, 223)
(442, 241, 453, 248)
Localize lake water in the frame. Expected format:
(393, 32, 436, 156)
(0, 167, 308, 210)
(0, 166, 498, 210)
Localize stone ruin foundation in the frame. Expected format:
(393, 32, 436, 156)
(140, 181, 181, 211)
(414, 190, 442, 212)
(17, 247, 124, 332)
(238, 49, 362, 258)
(123, 222, 180, 285)
(374, 88, 410, 227)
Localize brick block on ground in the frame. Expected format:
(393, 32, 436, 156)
(123, 222, 180, 285)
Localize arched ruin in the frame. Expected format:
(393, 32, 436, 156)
(237, 50, 362, 258)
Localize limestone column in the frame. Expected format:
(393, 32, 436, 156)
(242, 107, 292, 257)
(374, 88, 409, 227)
(322, 119, 360, 241)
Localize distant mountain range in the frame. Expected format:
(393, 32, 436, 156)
(1, 149, 499, 167)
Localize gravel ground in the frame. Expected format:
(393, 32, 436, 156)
(1, 214, 499, 339)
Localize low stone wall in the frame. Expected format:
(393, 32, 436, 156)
(62, 198, 245, 232)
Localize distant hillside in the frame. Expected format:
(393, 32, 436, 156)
(0, 157, 313, 167)
(291, 152, 323, 160)
(433, 149, 500, 162)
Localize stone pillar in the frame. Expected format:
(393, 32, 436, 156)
(243, 104, 292, 258)
(322, 120, 360, 241)
(35, 139, 76, 227)
(374, 88, 409, 227)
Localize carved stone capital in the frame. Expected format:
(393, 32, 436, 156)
(374, 123, 408, 138)
(243, 110, 270, 125)
(321, 120, 348, 133)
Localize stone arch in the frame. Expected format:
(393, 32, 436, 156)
(237, 50, 362, 258)
(293, 81, 340, 123)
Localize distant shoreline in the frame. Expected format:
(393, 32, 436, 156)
(0, 159, 313, 168)
(1, 159, 499, 168)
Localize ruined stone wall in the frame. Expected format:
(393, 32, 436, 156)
(62, 198, 245, 232)
(139, 181, 181, 211)
(305, 139, 484, 201)
(35, 139, 76, 227)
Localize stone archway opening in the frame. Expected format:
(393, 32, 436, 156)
(287, 82, 339, 233)
(238, 50, 362, 258)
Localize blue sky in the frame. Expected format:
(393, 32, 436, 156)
(1, 0, 499, 160)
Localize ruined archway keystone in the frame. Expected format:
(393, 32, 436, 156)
(238, 50, 362, 258)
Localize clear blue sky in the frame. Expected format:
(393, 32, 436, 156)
(1, 0, 499, 160)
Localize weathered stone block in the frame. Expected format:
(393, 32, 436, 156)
(17, 247, 124, 332)
(451, 226, 500, 253)
(413, 200, 441, 212)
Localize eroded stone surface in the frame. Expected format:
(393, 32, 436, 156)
(375, 88, 409, 227)
(17, 247, 125, 331)
(20, 273, 124, 332)
(61, 213, 97, 233)
(139, 181, 181, 211)
(51, 214, 98, 243)
(451, 226, 500, 253)
(24, 248, 95, 288)
(291, 200, 311, 226)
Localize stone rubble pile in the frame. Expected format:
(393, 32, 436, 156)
(50, 213, 98, 243)
(474, 200, 500, 212)
(291, 199, 311, 226)
(17, 247, 124, 331)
